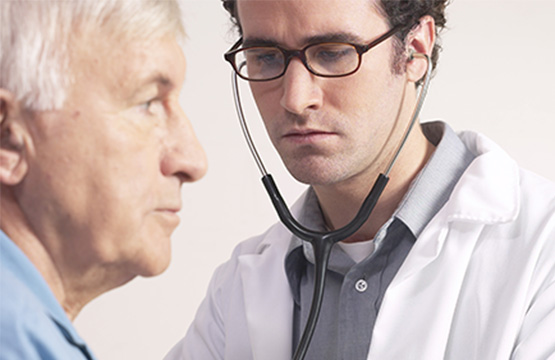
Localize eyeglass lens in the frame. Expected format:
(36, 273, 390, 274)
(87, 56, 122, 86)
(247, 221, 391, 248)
(235, 43, 360, 80)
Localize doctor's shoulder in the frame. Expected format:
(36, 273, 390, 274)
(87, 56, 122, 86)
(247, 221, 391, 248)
(481, 164, 555, 256)
(514, 167, 555, 262)
(516, 168, 555, 230)
(506, 168, 555, 357)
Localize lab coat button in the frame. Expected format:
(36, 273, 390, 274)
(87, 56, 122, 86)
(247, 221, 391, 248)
(355, 279, 368, 293)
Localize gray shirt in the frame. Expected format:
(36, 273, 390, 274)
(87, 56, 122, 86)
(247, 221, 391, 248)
(285, 121, 476, 359)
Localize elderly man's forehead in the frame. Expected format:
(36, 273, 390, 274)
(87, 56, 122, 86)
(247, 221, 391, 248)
(71, 30, 163, 71)
(66, 32, 183, 101)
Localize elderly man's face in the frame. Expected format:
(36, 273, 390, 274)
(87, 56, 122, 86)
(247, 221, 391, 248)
(19, 33, 207, 277)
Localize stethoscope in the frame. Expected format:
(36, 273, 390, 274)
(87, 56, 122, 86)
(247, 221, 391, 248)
(230, 51, 432, 360)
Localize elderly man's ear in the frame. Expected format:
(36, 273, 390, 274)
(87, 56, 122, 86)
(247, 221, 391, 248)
(0, 89, 30, 186)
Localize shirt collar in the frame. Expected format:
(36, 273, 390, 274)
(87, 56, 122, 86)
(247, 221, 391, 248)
(285, 188, 325, 262)
(0, 230, 94, 357)
(395, 121, 476, 237)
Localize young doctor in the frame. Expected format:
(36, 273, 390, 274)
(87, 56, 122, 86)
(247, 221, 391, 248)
(166, 0, 555, 359)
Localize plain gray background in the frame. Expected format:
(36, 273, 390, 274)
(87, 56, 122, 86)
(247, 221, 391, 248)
(74, 1, 555, 359)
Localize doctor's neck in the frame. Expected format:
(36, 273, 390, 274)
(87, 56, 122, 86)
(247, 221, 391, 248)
(314, 124, 435, 243)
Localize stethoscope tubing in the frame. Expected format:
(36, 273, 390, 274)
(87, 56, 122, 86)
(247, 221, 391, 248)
(231, 52, 432, 360)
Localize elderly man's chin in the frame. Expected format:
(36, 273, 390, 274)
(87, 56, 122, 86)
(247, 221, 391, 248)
(130, 239, 172, 278)
(125, 221, 177, 278)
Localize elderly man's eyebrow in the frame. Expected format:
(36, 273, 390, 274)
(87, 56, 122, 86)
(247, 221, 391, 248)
(243, 32, 367, 49)
(128, 73, 174, 101)
(143, 73, 174, 89)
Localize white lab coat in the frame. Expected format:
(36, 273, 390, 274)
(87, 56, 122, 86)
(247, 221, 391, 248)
(166, 131, 555, 360)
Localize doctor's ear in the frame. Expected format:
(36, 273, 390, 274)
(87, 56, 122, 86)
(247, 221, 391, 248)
(405, 15, 435, 83)
(0, 89, 30, 186)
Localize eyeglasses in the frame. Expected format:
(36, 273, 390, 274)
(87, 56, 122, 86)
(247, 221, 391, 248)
(224, 24, 406, 82)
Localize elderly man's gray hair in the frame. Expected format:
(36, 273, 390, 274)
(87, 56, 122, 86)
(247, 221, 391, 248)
(0, 0, 185, 111)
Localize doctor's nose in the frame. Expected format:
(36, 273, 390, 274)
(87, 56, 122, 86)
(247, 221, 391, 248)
(162, 109, 207, 184)
(280, 58, 323, 115)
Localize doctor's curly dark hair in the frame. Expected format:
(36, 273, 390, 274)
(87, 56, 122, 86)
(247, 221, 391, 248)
(221, 0, 450, 72)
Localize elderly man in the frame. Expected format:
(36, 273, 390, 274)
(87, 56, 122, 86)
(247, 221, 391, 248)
(166, 0, 555, 359)
(0, 1, 206, 358)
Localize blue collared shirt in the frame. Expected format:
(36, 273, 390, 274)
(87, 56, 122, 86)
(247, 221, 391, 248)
(0, 230, 96, 359)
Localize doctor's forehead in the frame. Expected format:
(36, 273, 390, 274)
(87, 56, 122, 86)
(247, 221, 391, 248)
(236, 0, 386, 43)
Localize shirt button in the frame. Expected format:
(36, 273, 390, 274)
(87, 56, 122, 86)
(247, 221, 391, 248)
(355, 279, 368, 293)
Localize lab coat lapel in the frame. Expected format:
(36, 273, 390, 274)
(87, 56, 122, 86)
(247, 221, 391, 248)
(238, 230, 293, 360)
(237, 192, 311, 360)
(368, 132, 521, 359)
(368, 221, 485, 359)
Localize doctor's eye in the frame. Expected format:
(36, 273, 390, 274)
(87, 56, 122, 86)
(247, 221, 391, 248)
(309, 43, 357, 65)
(245, 49, 284, 69)
(314, 45, 351, 61)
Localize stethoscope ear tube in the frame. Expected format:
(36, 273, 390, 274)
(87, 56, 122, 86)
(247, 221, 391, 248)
(262, 174, 310, 238)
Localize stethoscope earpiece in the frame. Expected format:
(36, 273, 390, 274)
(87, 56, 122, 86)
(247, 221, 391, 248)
(408, 49, 417, 62)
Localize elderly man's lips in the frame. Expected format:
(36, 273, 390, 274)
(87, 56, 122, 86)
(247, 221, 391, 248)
(154, 207, 181, 226)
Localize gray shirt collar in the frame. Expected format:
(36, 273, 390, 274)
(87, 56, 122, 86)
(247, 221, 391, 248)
(395, 121, 476, 236)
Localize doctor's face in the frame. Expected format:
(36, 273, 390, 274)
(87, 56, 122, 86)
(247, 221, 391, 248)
(237, 0, 410, 186)
(20, 33, 207, 278)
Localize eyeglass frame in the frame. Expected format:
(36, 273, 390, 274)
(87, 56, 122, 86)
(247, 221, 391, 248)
(223, 22, 414, 82)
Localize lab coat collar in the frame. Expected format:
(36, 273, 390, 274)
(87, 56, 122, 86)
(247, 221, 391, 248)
(388, 131, 521, 288)
(444, 131, 520, 224)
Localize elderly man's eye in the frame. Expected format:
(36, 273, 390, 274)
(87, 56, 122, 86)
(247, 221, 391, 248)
(139, 99, 154, 111)
(139, 98, 164, 115)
